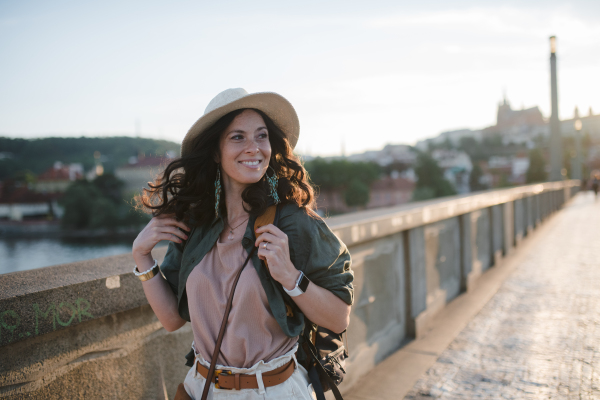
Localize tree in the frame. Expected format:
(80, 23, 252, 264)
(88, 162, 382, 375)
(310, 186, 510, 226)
(526, 148, 547, 183)
(413, 152, 456, 200)
(304, 158, 381, 208)
(469, 164, 487, 192)
(60, 174, 149, 229)
(93, 173, 125, 204)
(344, 179, 370, 207)
(60, 181, 104, 229)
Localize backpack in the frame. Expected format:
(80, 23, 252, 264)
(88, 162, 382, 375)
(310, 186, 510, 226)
(254, 205, 347, 400)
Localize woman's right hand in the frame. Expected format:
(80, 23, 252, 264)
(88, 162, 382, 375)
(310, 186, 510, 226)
(132, 214, 191, 258)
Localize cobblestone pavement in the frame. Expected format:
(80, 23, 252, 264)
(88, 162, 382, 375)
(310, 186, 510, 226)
(404, 193, 600, 400)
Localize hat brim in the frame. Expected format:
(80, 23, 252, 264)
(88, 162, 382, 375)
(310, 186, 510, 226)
(181, 92, 299, 157)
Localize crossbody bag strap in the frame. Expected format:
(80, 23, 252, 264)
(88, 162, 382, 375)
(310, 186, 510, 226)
(200, 246, 256, 400)
(200, 205, 279, 400)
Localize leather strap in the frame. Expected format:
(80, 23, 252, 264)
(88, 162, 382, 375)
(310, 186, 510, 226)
(200, 205, 279, 400)
(196, 360, 295, 390)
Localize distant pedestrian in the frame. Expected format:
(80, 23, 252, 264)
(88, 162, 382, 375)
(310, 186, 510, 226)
(592, 173, 599, 198)
(132, 88, 353, 400)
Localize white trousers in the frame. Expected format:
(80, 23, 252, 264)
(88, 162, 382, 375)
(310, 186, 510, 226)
(183, 345, 316, 400)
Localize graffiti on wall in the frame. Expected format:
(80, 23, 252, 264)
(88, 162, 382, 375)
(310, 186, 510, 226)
(0, 298, 93, 344)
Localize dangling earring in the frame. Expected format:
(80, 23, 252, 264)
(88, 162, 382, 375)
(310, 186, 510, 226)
(267, 165, 281, 204)
(214, 167, 222, 218)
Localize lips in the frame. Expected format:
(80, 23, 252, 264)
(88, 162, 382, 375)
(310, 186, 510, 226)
(239, 160, 261, 167)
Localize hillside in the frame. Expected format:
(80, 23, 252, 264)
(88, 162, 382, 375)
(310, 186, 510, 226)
(0, 136, 180, 180)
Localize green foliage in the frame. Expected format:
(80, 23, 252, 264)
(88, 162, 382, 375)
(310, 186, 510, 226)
(497, 174, 512, 188)
(89, 197, 119, 229)
(304, 158, 380, 208)
(93, 173, 125, 204)
(0, 136, 180, 180)
(60, 181, 104, 229)
(305, 158, 380, 190)
(413, 152, 456, 200)
(60, 173, 150, 230)
(469, 164, 488, 192)
(344, 179, 370, 207)
(412, 187, 435, 201)
(526, 148, 547, 183)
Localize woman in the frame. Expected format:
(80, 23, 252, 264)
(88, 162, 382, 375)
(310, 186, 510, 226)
(132, 88, 354, 399)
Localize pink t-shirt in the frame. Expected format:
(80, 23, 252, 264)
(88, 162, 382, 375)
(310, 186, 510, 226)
(186, 234, 297, 368)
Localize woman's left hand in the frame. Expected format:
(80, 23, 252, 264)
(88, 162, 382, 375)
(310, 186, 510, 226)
(255, 224, 301, 290)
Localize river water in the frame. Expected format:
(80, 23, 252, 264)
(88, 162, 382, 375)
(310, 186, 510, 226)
(0, 237, 168, 275)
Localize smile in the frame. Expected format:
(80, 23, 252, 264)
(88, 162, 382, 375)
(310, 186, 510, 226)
(240, 160, 262, 168)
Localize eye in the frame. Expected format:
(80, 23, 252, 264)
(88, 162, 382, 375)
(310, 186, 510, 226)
(231, 134, 244, 140)
(258, 131, 268, 140)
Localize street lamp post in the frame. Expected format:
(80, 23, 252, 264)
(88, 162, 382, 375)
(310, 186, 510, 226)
(549, 36, 562, 181)
(573, 119, 583, 180)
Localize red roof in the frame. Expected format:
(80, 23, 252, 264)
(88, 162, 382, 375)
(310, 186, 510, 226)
(0, 181, 62, 204)
(38, 166, 82, 181)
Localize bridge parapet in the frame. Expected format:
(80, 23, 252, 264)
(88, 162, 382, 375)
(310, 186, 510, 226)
(0, 181, 579, 399)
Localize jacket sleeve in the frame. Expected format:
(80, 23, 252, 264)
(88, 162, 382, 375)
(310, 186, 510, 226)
(159, 240, 184, 296)
(283, 209, 354, 305)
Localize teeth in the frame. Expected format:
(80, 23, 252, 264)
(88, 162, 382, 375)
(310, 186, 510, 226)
(241, 161, 260, 166)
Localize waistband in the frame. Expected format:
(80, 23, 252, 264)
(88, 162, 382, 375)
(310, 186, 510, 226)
(191, 341, 299, 375)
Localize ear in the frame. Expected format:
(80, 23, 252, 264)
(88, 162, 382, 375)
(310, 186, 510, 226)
(213, 151, 220, 164)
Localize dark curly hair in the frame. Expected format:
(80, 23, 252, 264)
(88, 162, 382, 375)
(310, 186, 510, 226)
(138, 108, 316, 227)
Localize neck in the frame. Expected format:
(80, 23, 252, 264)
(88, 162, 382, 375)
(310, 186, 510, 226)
(222, 175, 250, 223)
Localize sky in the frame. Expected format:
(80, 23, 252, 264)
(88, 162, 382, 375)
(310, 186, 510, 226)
(1, 0, 599, 157)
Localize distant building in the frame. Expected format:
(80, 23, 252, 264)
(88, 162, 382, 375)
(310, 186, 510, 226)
(115, 154, 173, 196)
(482, 98, 548, 146)
(33, 162, 84, 193)
(560, 106, 600, 139)
(431, 150, 473, 194)
(0, 180, 63, 221)
(416, 129, 483, 151)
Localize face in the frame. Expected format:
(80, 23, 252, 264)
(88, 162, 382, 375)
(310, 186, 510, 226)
(216, 109, 272, 190)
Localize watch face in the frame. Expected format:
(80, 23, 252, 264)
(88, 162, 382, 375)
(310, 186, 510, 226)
(298, 274, 310, 292)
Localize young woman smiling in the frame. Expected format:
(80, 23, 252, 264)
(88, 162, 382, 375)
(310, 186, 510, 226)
(132, 89, 354, 400)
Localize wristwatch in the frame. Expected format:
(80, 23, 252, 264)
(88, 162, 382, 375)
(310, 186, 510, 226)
(283, 271, 310, 297)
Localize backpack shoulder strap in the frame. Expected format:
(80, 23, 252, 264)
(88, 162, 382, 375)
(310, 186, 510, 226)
(253, 205, 279, 273)
(254, 204, 278, 232)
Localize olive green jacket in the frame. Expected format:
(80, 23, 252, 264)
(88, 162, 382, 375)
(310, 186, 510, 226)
(160, 202, 354, 339)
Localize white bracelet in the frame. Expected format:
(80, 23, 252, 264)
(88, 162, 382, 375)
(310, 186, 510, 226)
(133, 259, 158, 276)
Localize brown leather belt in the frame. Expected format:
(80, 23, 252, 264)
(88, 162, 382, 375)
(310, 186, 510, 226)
(195, 360, 295, 390)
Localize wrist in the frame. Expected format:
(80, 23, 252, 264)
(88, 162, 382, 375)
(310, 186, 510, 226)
(282, 269, 301, 291)
(132, 251, 154, 268)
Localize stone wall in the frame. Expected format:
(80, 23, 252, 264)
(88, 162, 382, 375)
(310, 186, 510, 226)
(0, 181, 579, 399)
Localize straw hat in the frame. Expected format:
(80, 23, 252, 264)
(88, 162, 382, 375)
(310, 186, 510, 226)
(180, 88, 300, 157)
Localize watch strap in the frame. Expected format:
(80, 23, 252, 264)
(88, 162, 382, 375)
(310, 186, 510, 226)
(283, 271, 309, 297)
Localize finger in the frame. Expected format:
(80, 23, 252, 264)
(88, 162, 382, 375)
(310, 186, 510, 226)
(255, 232, 279, 247)
(157, 216, 191, 232)
(159, 226, 189, 241)
(158, 233, 183, 243)
(257, 247, 273, 261)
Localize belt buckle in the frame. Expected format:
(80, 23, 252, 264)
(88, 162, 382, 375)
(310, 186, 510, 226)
(214, 369, 232, 390)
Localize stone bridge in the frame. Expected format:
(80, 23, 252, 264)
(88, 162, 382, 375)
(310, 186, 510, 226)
(2, 180, 593, 399)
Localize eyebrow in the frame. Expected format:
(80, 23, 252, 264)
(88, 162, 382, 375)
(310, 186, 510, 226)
(227, 126, 268, 135)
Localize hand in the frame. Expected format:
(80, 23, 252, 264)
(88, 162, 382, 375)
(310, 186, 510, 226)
(255, 224, 300, 290)
(132, 214, 191, 258)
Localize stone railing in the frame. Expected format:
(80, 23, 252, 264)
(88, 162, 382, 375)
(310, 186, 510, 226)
(0, 180, 579, 399)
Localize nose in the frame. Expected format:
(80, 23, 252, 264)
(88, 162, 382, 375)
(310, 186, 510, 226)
(244, 138, 260, 154)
